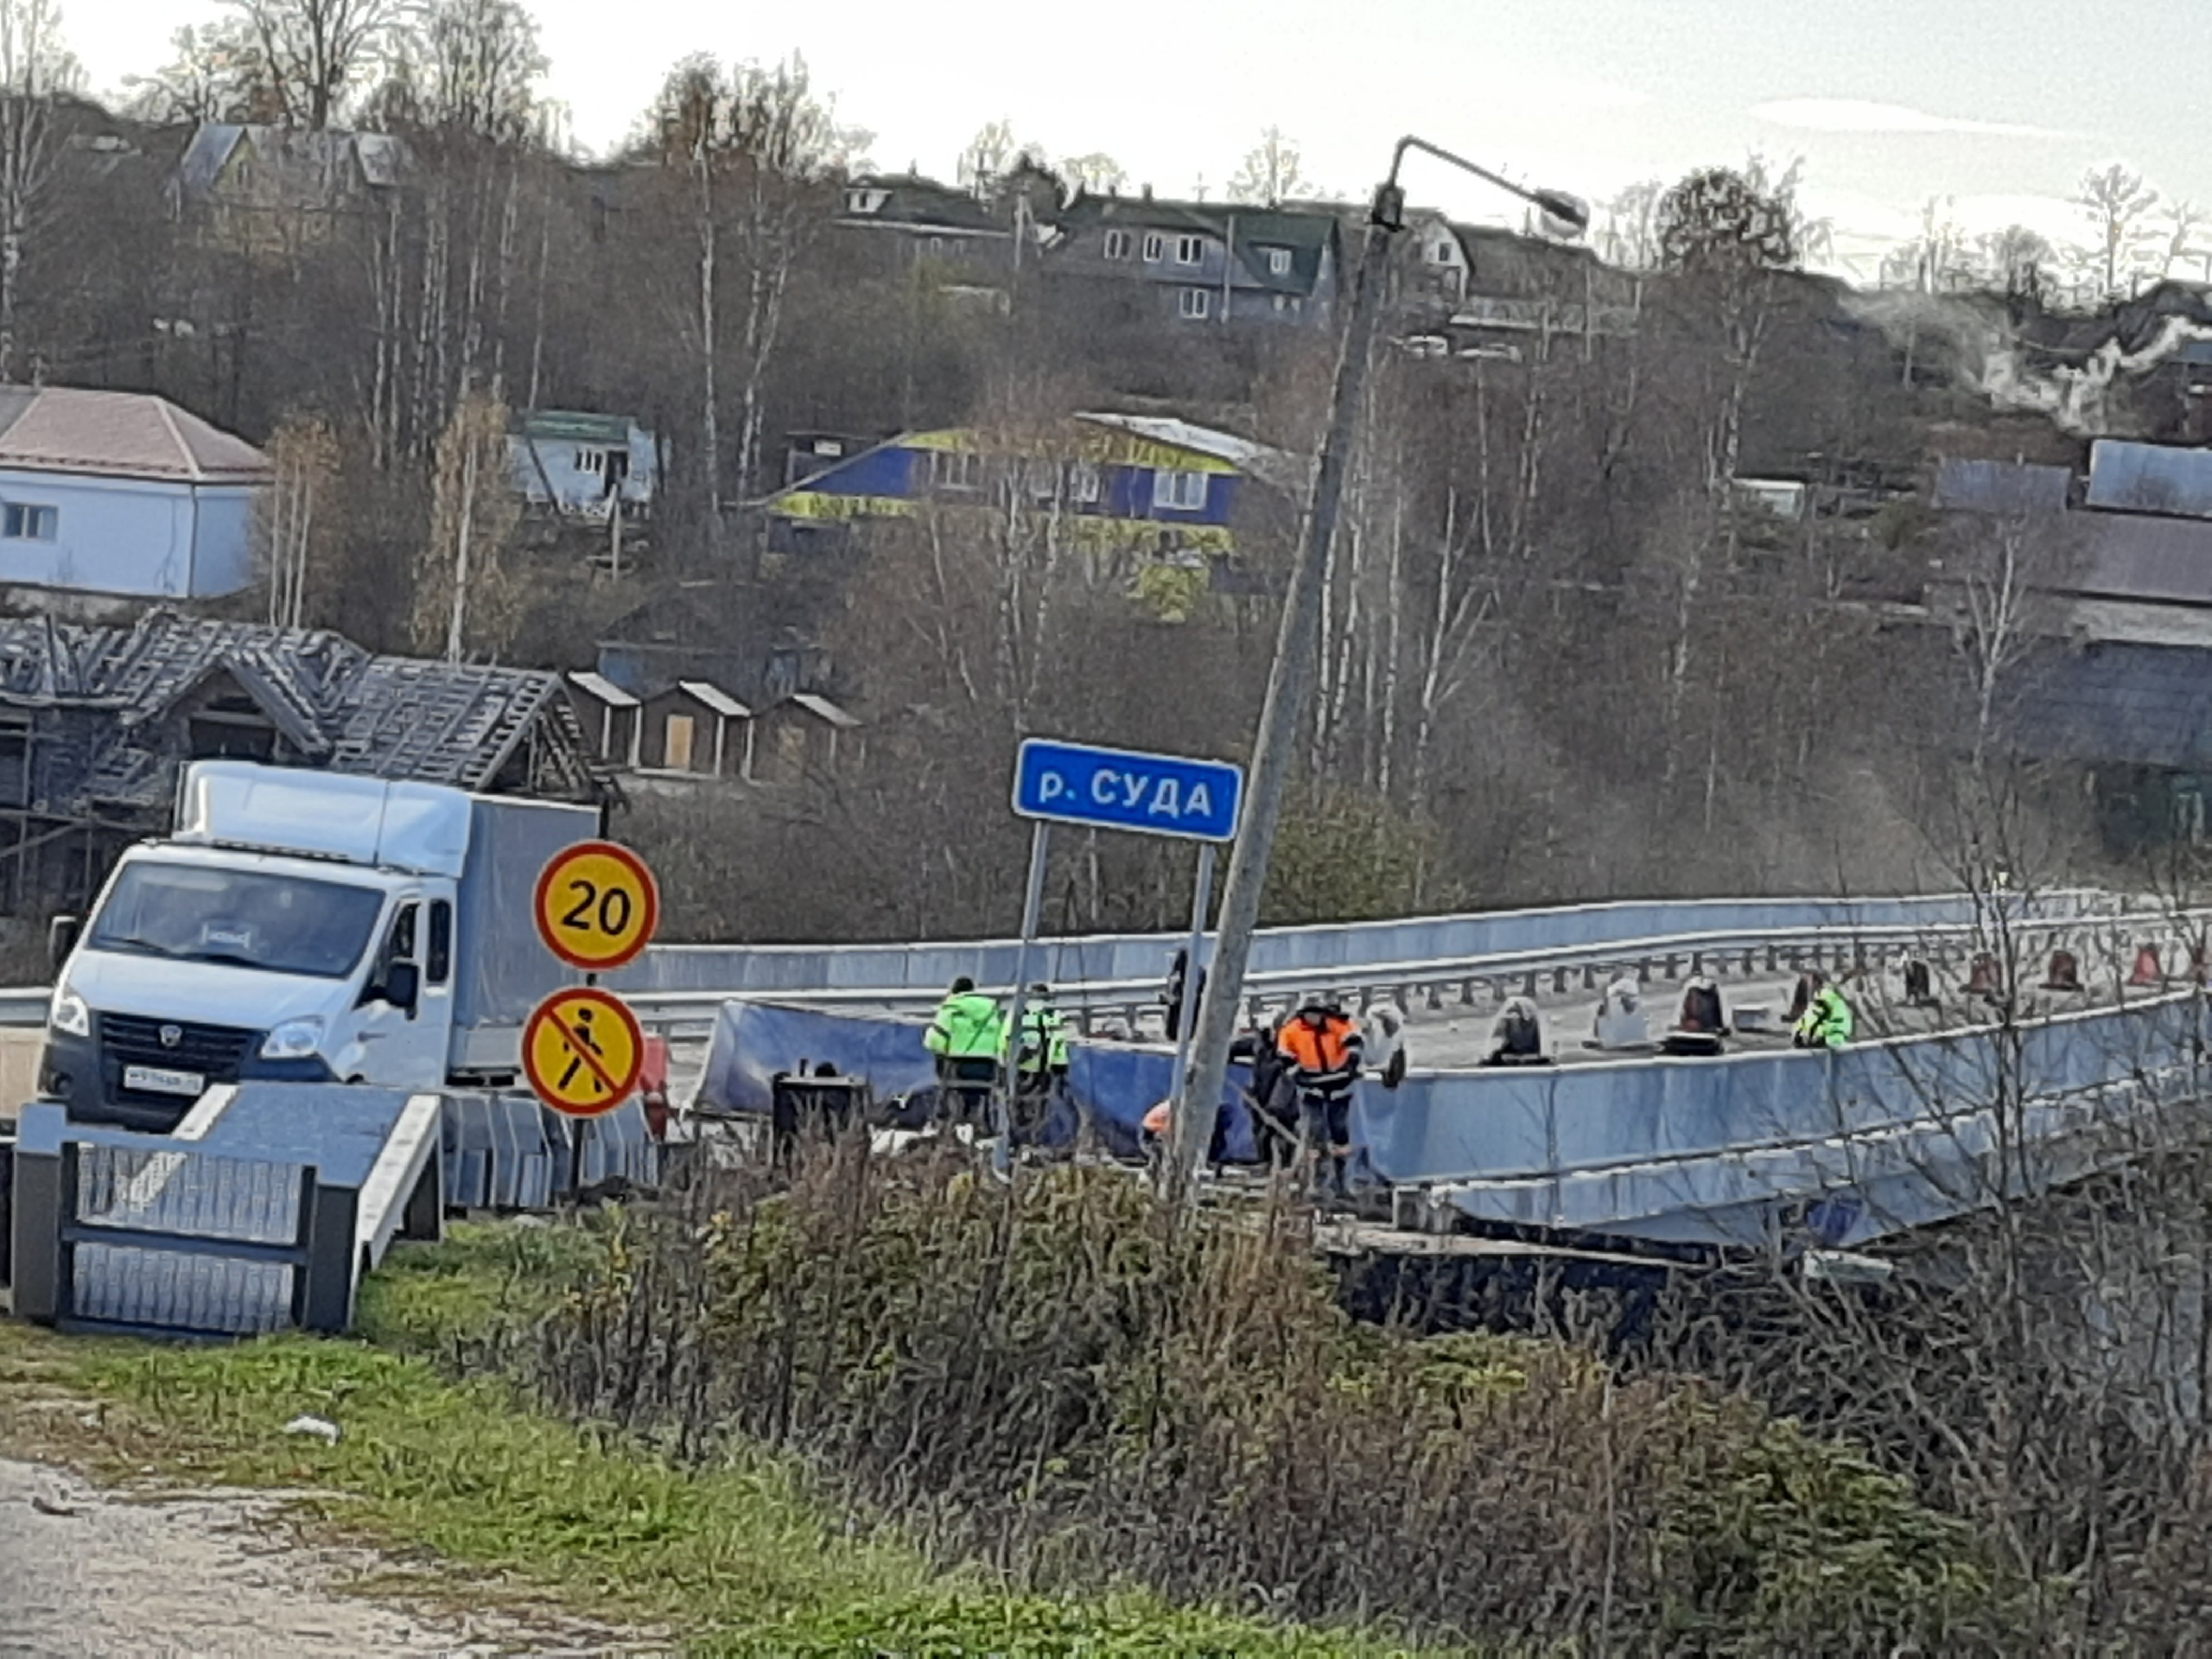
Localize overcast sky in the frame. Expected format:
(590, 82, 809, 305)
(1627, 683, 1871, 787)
(72, 0, 2212, 278)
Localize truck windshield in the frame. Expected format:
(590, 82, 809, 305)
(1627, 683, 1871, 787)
(86, 862, 385, 981)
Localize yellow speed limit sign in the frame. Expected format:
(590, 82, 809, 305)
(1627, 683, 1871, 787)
(535, 840, 659, 971)
(524, 988, 645, 1117)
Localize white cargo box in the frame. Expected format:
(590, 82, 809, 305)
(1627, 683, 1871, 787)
(175, 762, 473, 876)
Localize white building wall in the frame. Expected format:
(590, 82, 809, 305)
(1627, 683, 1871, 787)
(0, 469, 261, 599)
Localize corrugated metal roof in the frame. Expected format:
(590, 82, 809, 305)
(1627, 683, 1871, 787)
(2075, 514, 2212, 605)
(2086, 441, 2212, 519)
(1074, 411, 1295, 484)
(516, 409, 636, 445)
(2010, 641, 2212, 771)
(1934, 459, 2074, 515)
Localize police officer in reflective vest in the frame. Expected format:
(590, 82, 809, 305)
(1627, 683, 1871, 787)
(925, 976, 1001, 1121)
(1278, 999, 1364, 1200)
(1001, 982, 1071, 1140)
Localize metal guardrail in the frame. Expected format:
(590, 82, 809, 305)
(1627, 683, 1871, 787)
(618, 910, 2212, 1037)
(3, 899, 2197, 1046)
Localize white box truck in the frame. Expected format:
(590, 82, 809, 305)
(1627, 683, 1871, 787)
(40, 761, 598, 1130)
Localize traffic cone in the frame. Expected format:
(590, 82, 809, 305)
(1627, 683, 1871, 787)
(2043, 949, 2081, 992)
(2131, 944, 2165, 988)
(1967, 953, 2002, 997)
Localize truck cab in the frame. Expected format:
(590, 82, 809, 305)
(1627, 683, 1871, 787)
(41, 762, 595, 1131)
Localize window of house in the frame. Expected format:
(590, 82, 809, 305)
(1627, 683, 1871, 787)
(1273, 294, 1302, 314)
(1070, 462, 1102, 504)
(1430, 239, 1456, 264)
(1152, 469, 1208, 512)
(1103, 228, 1131, 259)
(927, 235, 945, 258)
(1178, 288, 1211, 321)
(1175, 235, 1204, 265)
(1, 504, 55, 540)
(574, 449, 605, 476)
(930, 449, 982, 492)
(1141, 232, 1166, 262)
(1263, 245, 1292, 276)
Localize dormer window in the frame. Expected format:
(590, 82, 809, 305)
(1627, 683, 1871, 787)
(844, 188, 889, 214)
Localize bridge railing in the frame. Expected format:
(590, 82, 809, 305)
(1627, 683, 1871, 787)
(609, 889, 2132, 998)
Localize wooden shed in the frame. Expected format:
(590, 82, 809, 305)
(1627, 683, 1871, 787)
(635, 678, 753, 777)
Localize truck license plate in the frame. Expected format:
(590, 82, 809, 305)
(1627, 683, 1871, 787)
(124, 1065, 205, 1097)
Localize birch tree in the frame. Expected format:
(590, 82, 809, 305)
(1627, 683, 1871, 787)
(0, 0, 73, 385)
(257, 413, 340, 628)
(414, 389, 519, 660)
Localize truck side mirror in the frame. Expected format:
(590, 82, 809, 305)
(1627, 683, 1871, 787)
(383, 961, 420, 1017)
(46, 914, 79, 969)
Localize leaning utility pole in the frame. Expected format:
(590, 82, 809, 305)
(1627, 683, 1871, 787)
(1170, 137, 1586, 1190)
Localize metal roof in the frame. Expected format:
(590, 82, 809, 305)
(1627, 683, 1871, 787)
(677, 679, 751, 719)
(515, 409, 638, 446)
(2086, 441, 2212, 519)
(1074, 411, 1301, 492)
(0, 386, 269, 484)
(567, 670, 638, 708)
(780, 692, 860, 728)
(1933, 459, 2074, 515)
(2010, 641, 2212, 771)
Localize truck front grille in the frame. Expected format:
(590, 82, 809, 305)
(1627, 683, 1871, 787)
(98, 1013, 257, 1092)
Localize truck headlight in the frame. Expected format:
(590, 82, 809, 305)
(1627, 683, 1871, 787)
(48, 990, 88, 1038)
(261, 1017, 324, 1059)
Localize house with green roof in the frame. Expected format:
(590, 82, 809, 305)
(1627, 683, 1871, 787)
(1040, 192, 1341, 328)
(508, 409, 658, 521)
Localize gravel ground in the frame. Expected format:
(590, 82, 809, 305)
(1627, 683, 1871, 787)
(0, 1458, 658, 1657)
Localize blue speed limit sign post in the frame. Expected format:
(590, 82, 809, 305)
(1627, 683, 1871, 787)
(1012, 739, 1243, 842)
(997, 739, 1246, 1176)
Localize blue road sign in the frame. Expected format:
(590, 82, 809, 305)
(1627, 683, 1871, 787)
(1014, 738, 1244, 842)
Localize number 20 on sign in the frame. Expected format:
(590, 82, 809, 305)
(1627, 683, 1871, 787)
(534, 841, 660, 971)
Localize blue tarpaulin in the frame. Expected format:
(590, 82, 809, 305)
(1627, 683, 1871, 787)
(695, 999, 1265, 1161)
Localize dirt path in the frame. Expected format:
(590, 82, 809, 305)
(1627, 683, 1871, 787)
(0, 1458, 653, 1657)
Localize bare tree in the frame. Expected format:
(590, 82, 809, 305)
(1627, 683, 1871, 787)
(257, 413, 340, 629)
(2075, 162, 2161, 297)
(228, 0, 395, 129)
(956, 118, 1016, 193)
(124, 19, 270, 124)
(413, 0, 544, 142)
(652, 53, 860, 532)
(415, 388, 519, 660)
(2156, 198, 2207, 282)
(1061, 151, 1125, 196)
(0, 0, 73, 384)
(1227, 126, 1309, 207)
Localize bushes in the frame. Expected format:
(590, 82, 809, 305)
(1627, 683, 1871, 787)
(420, 1150, 2010, 1649)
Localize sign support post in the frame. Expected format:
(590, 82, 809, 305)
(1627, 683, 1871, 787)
(1166, 841, 1216, 1135)
(995, 819, 1051, 1170)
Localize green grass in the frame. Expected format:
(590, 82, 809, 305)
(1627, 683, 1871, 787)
(0, 1224, 1438, 1657)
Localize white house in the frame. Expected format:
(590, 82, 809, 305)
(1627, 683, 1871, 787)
(0, 386, 270, 599)
(509, 410, 658, 520)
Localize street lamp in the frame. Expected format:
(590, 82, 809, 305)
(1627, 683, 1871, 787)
(1169, 137, 1588, 1187)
